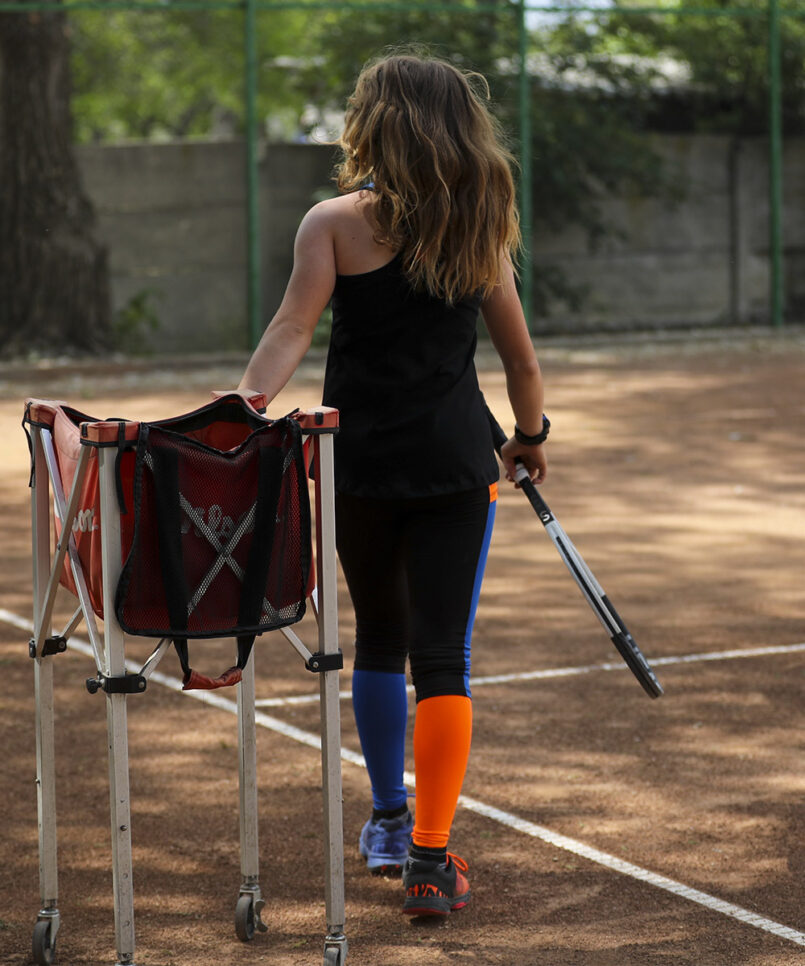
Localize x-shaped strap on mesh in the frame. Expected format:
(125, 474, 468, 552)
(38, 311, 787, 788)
(177, 496, 283, 627)
(174, 498, 258, 690)
(179, 495, 256, 617)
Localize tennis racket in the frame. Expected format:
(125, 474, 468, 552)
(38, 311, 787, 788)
(488, 409, 663, 699)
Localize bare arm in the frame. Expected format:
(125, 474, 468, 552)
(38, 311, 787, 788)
(239, 205, 336, 402)
(481, 261, 547, 484)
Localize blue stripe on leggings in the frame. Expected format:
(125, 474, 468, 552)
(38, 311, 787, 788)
(462, 493, 497, 696)
(352, 668, 409, 812)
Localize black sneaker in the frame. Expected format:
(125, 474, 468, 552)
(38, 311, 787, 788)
(402, 852, 470, 917)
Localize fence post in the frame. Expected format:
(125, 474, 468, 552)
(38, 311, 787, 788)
(768, 0, 784, 327)
(518, 0, 533, 332)
(244, 0, 262, 349)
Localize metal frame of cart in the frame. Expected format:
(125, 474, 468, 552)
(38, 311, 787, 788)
(25, 393, 348, 966)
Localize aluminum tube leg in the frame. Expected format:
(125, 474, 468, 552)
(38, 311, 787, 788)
(31, 428, 61, 951)
(36, 436, 91, 657)
(41, 431, 105, 668)
(98, 448, 136, 966)
(237, 649, 266, 933)
(314, 432, 347, 961)
(34, 661, 58, 913)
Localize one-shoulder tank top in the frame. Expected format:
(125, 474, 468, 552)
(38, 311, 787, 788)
(321, 254, 499, 498)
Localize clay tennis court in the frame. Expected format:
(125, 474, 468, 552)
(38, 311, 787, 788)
(1, 331, 803, 966)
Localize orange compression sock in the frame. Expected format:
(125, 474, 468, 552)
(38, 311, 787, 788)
(411, 694, 473, 849)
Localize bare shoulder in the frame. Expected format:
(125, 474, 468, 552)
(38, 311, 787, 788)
(308, 190, 396, 274)
(291, 196, 353, 258)
(295, 197, 337, 236)
(295, 193, 359, 244)
(303, 192, 366, 229)
(296, 191, 394, 274)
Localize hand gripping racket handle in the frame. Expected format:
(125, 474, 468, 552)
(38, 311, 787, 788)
(488, 409, 663, 699)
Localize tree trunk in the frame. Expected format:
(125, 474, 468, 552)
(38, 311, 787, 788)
(0, 2, 110, 355)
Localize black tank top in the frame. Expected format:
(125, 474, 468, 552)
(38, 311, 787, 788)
(322, 254, 499, 498)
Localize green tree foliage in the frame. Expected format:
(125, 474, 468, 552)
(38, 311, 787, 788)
(70, 5, 313, 141)
(291, 1, 520, 107)
(565, 1, 805, 135)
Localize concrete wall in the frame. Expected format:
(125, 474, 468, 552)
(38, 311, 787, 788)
(77, 140, 336, 353)
(76, 135, 803, 350)
(532, 135, 805, 332)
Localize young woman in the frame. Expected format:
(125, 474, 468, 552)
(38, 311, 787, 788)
(239, 52, 548, 917)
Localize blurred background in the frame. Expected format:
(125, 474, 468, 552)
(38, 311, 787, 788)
(1, 0, 803, 358)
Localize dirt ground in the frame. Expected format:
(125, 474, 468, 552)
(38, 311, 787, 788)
(1, 330, 804, 966)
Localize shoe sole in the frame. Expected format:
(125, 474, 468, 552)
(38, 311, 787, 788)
(359, 822, 412, 877)
(367, 861, 404, 876)
(402, 892, 470, 917)
(360, 844, 408, 876)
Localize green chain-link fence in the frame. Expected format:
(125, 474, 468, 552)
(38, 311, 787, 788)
(1, 0, 798, 344)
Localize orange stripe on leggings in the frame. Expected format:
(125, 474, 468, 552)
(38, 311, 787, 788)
(411, 694, 472, 849)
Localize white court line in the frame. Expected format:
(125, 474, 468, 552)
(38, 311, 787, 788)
(455, 797, 805, 948)
(2, 606, 804, 948)
(249, 641, 805, 709)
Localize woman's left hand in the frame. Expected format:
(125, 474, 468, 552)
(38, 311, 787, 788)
(500, 437, 547, 486)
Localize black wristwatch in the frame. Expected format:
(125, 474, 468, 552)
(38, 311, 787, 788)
(514, 415, 550, 446)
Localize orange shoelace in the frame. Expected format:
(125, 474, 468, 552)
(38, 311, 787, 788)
(446, 853, 469, 874)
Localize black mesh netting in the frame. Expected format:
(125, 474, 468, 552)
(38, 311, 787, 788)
(115, 400, 311, 640)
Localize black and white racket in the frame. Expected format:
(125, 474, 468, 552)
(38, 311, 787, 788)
(488, 409, 663, 699)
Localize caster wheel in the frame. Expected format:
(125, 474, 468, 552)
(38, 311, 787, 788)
(32, 920, 56, 965)
(235, 894, 255, 942)
(323, 947, 341, 965)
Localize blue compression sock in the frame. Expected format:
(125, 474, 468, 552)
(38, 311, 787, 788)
(352, 668, 409, 812)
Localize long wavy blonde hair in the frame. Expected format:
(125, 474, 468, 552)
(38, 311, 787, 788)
(335, 53, 521, 303)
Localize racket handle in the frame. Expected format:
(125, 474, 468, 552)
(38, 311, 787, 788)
(487, 407, 537, 490)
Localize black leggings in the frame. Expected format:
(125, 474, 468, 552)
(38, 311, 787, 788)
(335, 486, 497, 701)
